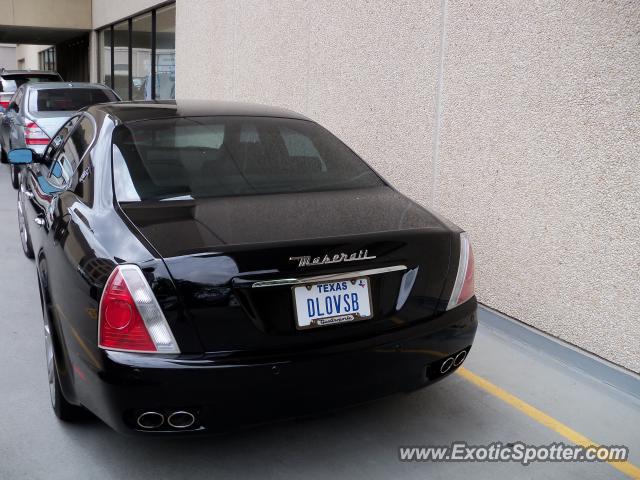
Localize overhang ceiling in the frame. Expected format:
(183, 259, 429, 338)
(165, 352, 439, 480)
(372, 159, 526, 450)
(0, 25, 90, 44)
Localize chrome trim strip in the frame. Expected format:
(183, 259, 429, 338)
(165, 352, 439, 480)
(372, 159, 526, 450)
(251, 265, 408, 288)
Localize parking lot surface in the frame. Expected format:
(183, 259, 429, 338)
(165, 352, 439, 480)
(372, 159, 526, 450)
(0, 165, 638, 480)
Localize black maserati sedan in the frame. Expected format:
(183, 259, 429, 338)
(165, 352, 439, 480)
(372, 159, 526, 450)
(8, 100, 476, 434)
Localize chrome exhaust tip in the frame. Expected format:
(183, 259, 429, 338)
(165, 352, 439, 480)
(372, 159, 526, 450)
(167, 411, 195, 429)
(453, 350, 467, 366)
(136, 411, 165, 429)
(440, 357, 454, 374)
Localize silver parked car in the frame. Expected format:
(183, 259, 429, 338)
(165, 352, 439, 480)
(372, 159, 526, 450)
(0, 69, 63, 114)
(0, 82, 119, 188)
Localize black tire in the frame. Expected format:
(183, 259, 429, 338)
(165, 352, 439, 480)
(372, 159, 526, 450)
(50, 360, 85, 421)
(10, 164, 19, 189)
(43, 299, 86, 421)
(0, 147, 6, 164)
(17, 191, 34, 258)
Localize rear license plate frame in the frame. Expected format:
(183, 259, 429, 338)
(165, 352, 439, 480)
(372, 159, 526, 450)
(292, 276, 373, 330)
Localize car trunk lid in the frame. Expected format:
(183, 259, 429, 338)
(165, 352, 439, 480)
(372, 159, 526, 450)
(29, 112, 74, 137)
(119, 187, 456, 354)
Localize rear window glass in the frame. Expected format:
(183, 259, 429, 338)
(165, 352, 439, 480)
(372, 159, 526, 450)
(0, 74, 61, 92)
(29, 88, 117, 112)
(112, 116, 383, 202)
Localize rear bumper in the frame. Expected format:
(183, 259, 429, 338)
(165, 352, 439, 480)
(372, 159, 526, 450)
(81, 299, 477, 435)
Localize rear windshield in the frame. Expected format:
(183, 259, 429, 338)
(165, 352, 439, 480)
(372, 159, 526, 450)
(0, 74, 62, 92)
(29, 88, 118, 112)
(112, 116, 383, 201)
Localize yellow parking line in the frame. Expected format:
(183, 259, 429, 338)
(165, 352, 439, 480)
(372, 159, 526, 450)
(457, 367, 640, 479)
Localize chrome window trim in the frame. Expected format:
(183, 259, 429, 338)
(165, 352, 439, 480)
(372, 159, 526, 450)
(251, 265, 407, 288)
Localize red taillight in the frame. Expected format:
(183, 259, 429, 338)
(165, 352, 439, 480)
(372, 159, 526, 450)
(0, 100, 9, 109)
(99, 268, 156, 352)
(447, 233, 475, 310)
(25, 121, 50, 146)
(98, 265, 180, 353)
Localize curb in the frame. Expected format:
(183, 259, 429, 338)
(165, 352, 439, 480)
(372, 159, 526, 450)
(478, 304, 640, 401)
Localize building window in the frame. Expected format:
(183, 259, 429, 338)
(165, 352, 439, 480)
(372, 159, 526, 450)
(131, 13, 152, 100)
(39, 47, 57, 72)
(113, 20, 130, 99)
(155, 4, 176, 100)
(98, 29, 111, 86)
(96, 2, 175, 101)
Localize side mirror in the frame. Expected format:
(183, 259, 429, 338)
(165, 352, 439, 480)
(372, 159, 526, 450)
(8, 102, 18, 113)
(8, 148, 34, 165)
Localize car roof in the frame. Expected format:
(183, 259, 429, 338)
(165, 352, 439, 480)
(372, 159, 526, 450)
(90, 100, 311, 123)
(24, 82, 112, 90)
(0, 69, 61, 77)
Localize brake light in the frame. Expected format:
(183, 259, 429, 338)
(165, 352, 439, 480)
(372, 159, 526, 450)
(446, 232, 475, 310)
(99, 265, 180, 353)
(25, 121, 50, 146)
(0, 100, 9, 109)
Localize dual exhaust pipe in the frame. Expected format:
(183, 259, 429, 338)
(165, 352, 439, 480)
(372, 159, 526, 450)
(136, 410, 196, 430)
(439, 349, 467, 374)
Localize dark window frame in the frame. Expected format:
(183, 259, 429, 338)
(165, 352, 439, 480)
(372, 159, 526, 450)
(151, 9, 157, 99)
(127, 18, 133, 100)
(96, 1, 175, 100)
(39, 47, 56, 72)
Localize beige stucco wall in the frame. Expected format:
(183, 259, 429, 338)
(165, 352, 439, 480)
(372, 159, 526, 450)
(92, 0, 162, 28)
(0, 0, 90, 29)
(177, 0, 442, 212)
(0, 44, 16, 69)
(436, 0, 640, 372)
(176, 0, 640, 372)
(15, 44, 49, 70)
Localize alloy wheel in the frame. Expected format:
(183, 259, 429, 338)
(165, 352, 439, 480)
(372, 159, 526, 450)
(44, 322, 56, 408)
(17, 195, 28, 250)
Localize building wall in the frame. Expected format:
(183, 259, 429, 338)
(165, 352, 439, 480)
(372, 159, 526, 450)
(176, 0, 640, 372)
(436, 0, 640, 373)
(0, 44, 16, 69)
(0, 0, 90, 29)
(176, 0, 442, 211)
(92, 0, 164, 28)
(15, 44, 48, 70)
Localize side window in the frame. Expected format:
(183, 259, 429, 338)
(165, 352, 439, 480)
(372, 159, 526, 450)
(44, 116, 80, 161)
(71, 117, 96, 201)
(49, 116, 95, 195)
(68, 117, 95, 162)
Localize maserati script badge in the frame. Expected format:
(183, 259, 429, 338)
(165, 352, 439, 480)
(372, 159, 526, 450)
(289, 250, 376, 268)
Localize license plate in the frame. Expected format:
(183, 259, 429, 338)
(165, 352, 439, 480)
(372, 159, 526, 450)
(293, 277, 372, 330)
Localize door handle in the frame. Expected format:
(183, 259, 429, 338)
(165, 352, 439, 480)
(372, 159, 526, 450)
(34, 217, 45, 227)
(23, 190, 34, 199)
